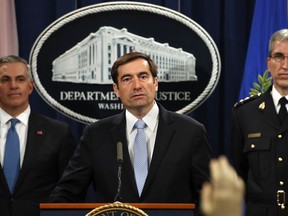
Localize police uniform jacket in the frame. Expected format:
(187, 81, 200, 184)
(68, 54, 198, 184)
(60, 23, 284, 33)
(232, 89, 288, 216)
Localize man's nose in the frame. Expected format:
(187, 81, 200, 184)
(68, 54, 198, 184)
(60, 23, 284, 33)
(10, 80, 18, 88)
(133, 78, 141, 89)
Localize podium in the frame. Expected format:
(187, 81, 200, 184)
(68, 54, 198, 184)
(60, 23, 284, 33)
(40, 203, 195, 216)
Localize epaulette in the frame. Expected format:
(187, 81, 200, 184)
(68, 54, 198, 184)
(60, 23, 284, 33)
(233, 93, 261, 109)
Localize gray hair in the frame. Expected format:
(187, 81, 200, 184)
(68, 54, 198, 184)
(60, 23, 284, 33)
(268, 29, 288, 56)
(0, 55, 32, 80)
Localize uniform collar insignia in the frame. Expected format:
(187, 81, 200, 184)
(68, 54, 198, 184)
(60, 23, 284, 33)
(258, 102, 265, 110)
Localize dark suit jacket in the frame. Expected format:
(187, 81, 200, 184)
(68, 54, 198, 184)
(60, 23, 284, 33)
(231, 90, 288, 215)
(50, 104, 213, 212)
(0, 112, 76, 216)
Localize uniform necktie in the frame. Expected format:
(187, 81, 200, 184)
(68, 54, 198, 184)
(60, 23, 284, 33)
(133, 119, 148, 196)
(3, 118, 20, 193)
(278, 97, 288, 124)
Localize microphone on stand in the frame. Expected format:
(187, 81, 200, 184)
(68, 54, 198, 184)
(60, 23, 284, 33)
(114, 141, 123, 202)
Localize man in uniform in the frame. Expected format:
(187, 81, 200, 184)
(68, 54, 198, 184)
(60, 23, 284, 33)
(232, 29, 288, 216)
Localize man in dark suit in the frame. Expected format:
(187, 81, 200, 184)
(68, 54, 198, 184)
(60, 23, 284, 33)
(231, 29, 288, 216)
(0, 55, 76, 216)
(50, 52, 213, 214)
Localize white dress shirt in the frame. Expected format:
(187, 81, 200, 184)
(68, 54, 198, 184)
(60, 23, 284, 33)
(126, 102, 159, 166)
(271, 85, 288, 113)
(0, 106, 30, 167)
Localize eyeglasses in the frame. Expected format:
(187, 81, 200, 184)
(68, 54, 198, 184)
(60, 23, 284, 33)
(270, 52, 288, 62)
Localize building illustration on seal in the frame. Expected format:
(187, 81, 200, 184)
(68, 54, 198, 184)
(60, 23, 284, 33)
(52, 26, 197, 84)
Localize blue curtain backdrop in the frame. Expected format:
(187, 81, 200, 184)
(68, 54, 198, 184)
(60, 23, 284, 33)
(14, 0, 255, 157)
(239, 0, 288, 100)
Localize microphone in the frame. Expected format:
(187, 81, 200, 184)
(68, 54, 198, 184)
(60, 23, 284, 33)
(114, 142, 123, 202)
(117, 141, 123, 163)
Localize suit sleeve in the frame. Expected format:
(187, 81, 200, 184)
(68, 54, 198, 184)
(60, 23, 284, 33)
(231, 109, 248, 182)
(56, 124, 76, 176)
(191, 123, 214, 205)
(50, 125, 93, 202)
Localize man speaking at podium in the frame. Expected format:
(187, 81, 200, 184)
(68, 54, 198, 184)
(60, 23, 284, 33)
(50, 52, 213, 214)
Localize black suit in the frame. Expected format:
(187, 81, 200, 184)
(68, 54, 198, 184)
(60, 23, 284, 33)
(50, 104, 213, 212)
(0, 112, 76, 216)
(231, 90, 288, 215)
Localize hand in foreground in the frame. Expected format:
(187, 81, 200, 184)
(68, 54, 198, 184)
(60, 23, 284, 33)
(201, 156, 245, 216)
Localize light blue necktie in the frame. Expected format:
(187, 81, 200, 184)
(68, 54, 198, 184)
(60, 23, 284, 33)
(133, 119, 148, 196)
(4, 118, 20, 193)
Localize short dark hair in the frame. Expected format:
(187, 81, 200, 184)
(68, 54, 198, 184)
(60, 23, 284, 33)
(0, 55, 32, 80)
(111, 52, 158, 85)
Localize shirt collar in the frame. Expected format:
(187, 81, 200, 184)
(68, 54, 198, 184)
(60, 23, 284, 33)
(126, 102, 159, 134)
(0, 106, 31, 126)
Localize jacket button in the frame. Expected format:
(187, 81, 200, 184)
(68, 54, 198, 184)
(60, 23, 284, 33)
(278, 157, 283, 162)
(278, 134, 283, 139)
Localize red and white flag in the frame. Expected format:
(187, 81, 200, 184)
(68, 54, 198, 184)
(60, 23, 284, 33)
(0, 0, 18, 56)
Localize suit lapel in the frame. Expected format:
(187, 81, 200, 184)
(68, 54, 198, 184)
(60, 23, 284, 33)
(110, 112, 139, 197)
(142, 105, 174, 195)
(14, 113, 45, 191)
(257, 91, 282, 130)
(0, 166, 10, 194)
(111, 106, 177, 198)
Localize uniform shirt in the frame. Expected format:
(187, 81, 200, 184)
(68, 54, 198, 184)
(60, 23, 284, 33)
(0, 106, 30, 168)
(271, 85, 288, 113)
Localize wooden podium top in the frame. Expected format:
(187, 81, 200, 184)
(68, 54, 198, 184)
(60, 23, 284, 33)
(40, 203, 195, 210)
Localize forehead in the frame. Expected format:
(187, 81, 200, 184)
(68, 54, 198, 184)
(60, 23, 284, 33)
(118, 58, 150, 74)
(271, 40, 288, 53)
(0, 62, 28, 76)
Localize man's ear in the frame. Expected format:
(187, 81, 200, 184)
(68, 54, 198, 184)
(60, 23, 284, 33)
(154, 77, 158, 91)
(113, 83, 119, 97)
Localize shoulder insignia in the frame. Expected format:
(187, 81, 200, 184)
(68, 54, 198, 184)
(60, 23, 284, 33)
(233, 93, 261, 109)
